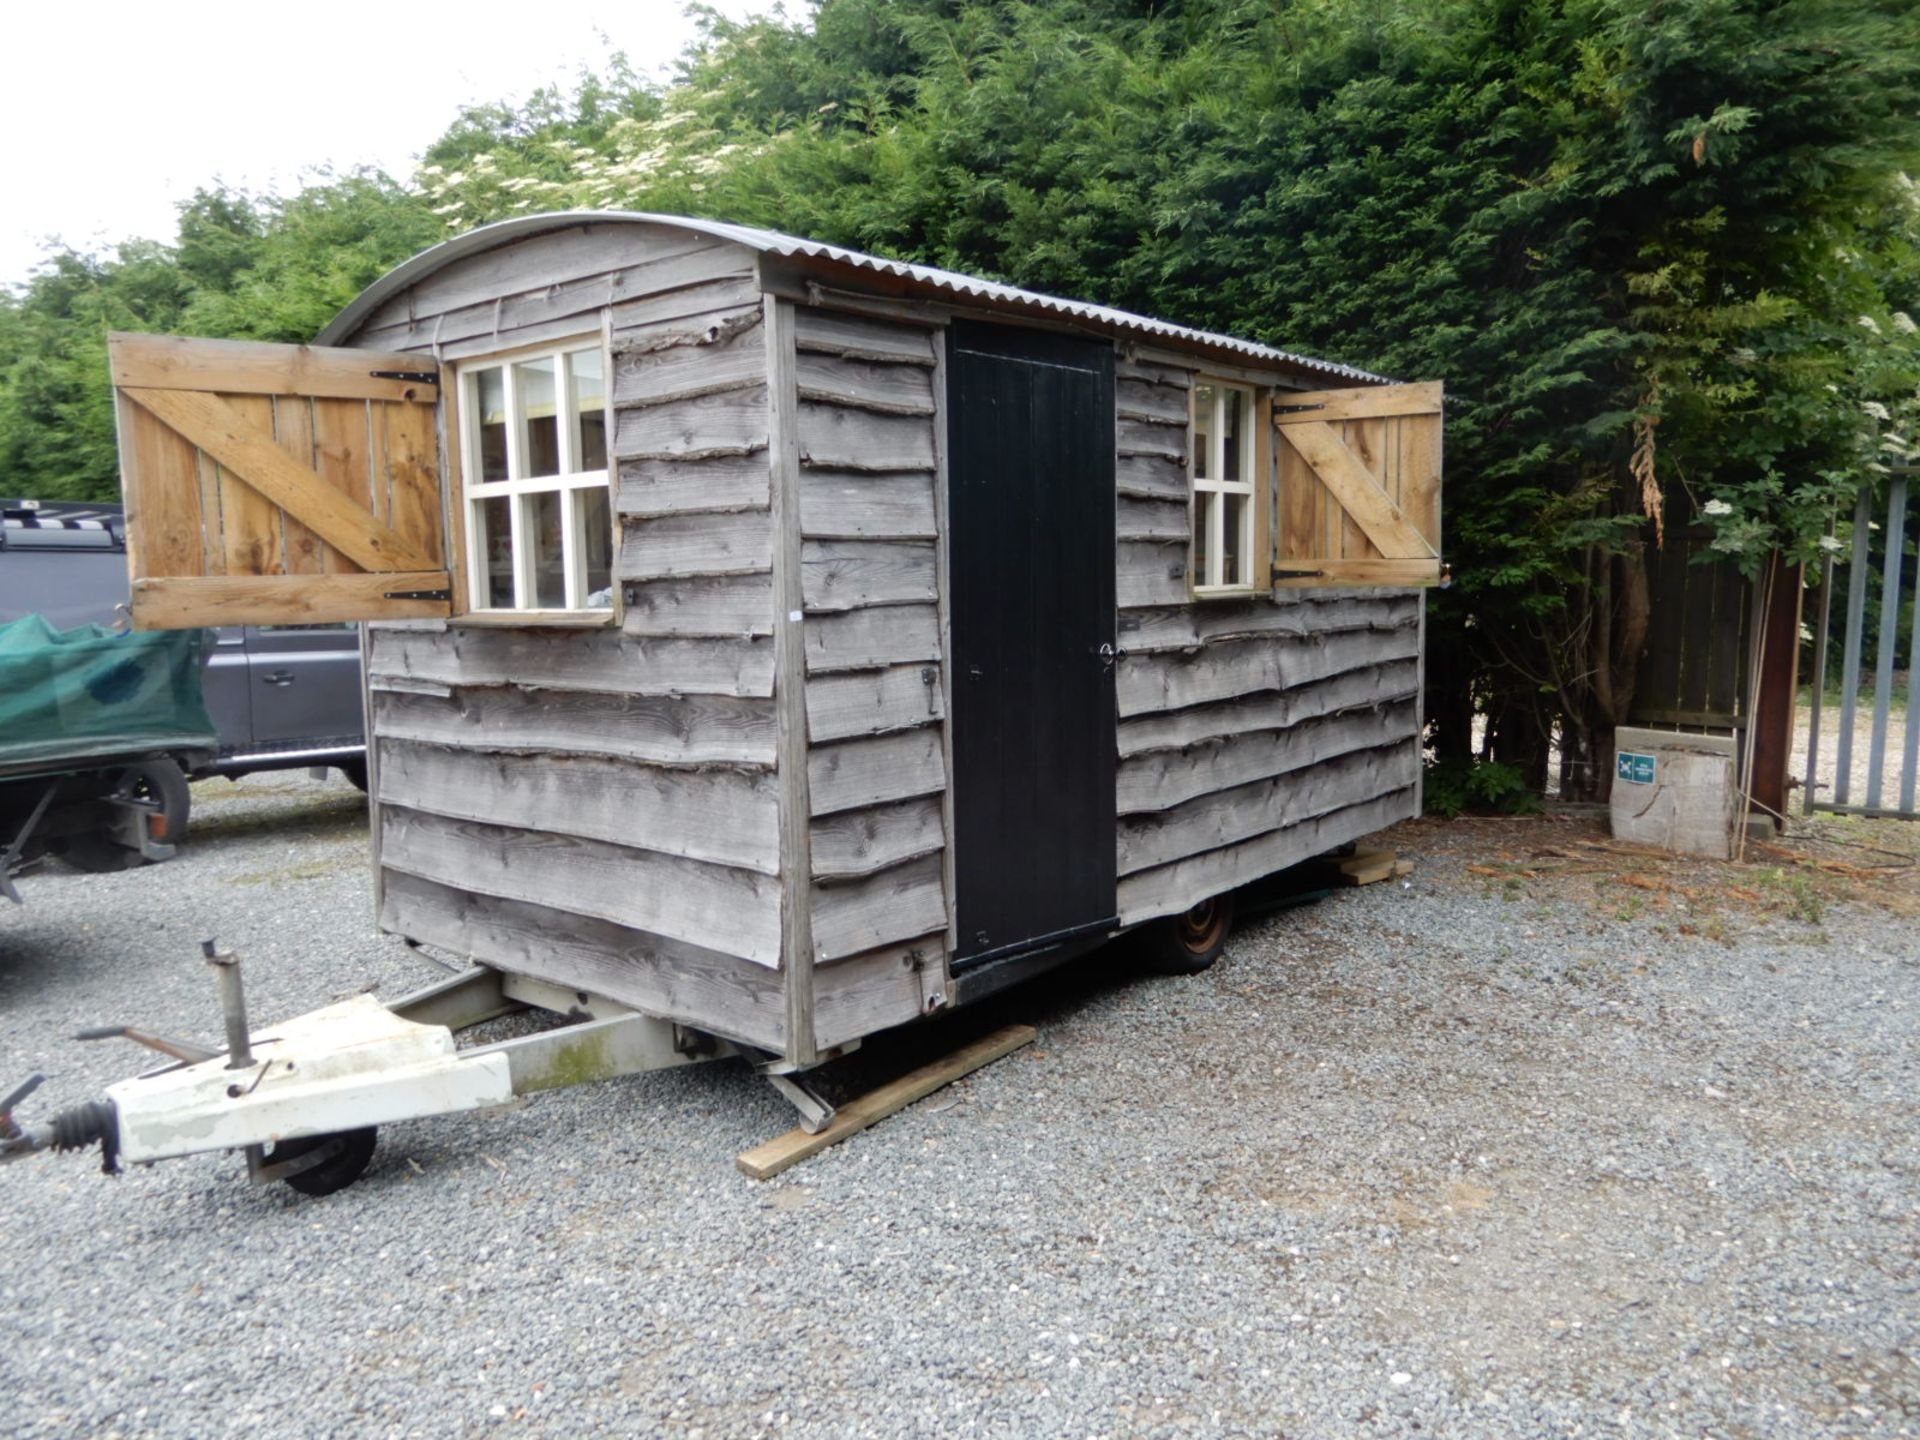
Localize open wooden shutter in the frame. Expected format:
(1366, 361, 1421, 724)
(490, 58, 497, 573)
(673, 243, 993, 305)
(1272, 380, 1443, 589)
(110, 333, 452, 629)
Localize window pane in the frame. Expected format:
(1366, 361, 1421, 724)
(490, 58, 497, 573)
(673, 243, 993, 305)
(473, 368, 508, 482)
(1223, 492, 1247, 586)
(1194, 490, 1214, 587)
(578, 486, 613, 607)
(477, 496, 514, 607)
(571, 350, 607, 473)
(526, 490, 566, 609)
(1193, 385, 1214, 481)
(1221, 387, 1244, 482)
(516, 358, 560, 478)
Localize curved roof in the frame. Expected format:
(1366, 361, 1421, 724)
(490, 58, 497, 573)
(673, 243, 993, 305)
(318, 211, 1385, 384)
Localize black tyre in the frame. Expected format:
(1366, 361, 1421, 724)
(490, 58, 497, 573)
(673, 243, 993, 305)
(1137, 893, 1236, 975)
(62, 759, 192, 873)
(269, 1127, 379, 1196)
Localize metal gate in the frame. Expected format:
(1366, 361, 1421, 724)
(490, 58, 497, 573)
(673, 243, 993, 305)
(1803, 467, 1920, 817)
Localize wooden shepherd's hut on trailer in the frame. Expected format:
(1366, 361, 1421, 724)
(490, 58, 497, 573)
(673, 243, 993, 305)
(54, 213, 1443, 1188)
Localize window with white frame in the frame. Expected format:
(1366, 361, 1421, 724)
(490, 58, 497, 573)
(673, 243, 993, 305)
(1191, 380, 1258, 593)
(460, 342, 613, 613)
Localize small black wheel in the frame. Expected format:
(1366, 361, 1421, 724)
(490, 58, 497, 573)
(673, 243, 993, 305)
(1138, 893, 1236, 975)
(268, 1126, 378, 1196)
(62, 759, 192, 872)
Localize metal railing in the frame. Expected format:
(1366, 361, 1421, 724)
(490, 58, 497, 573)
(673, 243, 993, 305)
(1804, 467, 1920, 817)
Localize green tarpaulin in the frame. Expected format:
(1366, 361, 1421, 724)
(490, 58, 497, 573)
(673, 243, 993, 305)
(0, 615, 217, 772)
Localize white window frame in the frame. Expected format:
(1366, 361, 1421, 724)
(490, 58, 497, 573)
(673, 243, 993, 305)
(1190, 379, 1259, 595)
(457, 337, 614, 617)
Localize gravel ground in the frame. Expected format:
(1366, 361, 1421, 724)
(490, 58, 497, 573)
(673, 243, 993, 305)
(2, 776, 1916, 1438)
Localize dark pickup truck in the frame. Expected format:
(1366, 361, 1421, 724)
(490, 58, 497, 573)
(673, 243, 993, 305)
(1, 500, 366, 890)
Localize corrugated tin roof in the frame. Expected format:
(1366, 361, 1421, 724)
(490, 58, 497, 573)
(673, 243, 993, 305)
(319, 211, 1386, 384)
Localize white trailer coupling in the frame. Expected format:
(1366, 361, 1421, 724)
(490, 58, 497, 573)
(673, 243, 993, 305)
(1, 941, 849, 1196)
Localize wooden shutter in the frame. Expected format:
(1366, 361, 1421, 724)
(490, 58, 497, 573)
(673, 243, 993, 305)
(110, 333, 452, 629)
(1272, 380, 1443, 589)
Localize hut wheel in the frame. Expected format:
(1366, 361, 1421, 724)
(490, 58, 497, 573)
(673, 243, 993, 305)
(1138, 894, 1236, 976)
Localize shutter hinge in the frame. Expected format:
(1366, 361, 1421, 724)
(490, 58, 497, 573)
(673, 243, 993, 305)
(370, 370, 441, 385)
(1273, 401, 1324, 416)
(385, 587, 451, 602)
(1272, 567, 1326, 581)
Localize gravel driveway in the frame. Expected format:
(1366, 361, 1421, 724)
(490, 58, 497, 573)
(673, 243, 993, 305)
(2, 776, 1915, 1438)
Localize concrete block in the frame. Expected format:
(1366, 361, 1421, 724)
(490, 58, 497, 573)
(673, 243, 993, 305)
(1611, 726, 1739, 860)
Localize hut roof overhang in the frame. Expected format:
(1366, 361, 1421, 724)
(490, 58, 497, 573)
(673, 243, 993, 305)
(318, 211, 1387, 385)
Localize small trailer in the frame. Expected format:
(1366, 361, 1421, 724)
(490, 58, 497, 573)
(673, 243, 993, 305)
(3, 213, 1442, 1191)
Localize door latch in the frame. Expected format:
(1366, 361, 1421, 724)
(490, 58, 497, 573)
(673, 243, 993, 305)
(1091, 642, 1128, 670)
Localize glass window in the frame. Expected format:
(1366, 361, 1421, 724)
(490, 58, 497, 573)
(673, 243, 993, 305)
(459, 341, 614, 614)
(1191, 380, 1259, 593)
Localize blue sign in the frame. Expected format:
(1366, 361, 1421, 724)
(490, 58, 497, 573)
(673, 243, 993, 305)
(1616, 751, 1656, 785)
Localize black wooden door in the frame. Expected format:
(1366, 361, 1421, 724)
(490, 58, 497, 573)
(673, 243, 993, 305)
(947, 322, 1117, 966)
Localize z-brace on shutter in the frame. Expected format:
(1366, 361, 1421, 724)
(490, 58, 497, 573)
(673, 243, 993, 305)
(1272, 380, 1443, 589)
(109, 333, 452, 629)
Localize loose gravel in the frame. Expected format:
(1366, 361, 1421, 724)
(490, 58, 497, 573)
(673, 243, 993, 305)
(1, 777, 1915, 1438)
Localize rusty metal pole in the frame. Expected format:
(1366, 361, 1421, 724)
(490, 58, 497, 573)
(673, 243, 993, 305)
(202, 939, 254, 1070)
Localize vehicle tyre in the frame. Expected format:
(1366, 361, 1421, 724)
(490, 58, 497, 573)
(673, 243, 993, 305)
(338, 759, 369, 793)
(61, 758, 192, 873)
(269, 1127, 379, 1196)
(1137, 893, 1236, 975)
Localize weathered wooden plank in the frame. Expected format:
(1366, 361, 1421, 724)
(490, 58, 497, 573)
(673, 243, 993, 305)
(1117, 496, 1190, 543)
(1117, 357, 1192, 391)
(1116, 787, 1416, 924)
(798, 403, 936, 473)
(811, 941, 941, 1052)
(613, 314, 767, 407)
(799, 471, 937, 540)
(617, 452, 770, 517)
(362, 224, 729, 325)
(1117, 700, 1419, 815)
(111, 332, 436, 403)
(611, 275, 766, 333)
(1119, 592, 1421, 654)
(804, 602, 940, 675)
(1117, 624, 1422, 718)
(800, 539, 937, 612)
(621, 572, 775, 636)
(806, 664, 944, 742)
(795, 308, 936, 366)
(377, 737, 781, 874)
(372, 683, 777, 768)
(810, 796, 946, 880)
(1116, 452, 1189, 502)
(378, 871, 784, 1050)
(765, 294, 821, 1063)
(1117, 540, 1190, 609)
(1274, 380, 1442, 424)
(1118, 656, 1419, 757)
(736, 1024, 1034, 1180)
(811, 853, 948, 960)
(614, 385, 769, 461)
(1116, 414, 1187, 462)
(133, 573, 450, 628)
(1117, 375, 1190, 426)
(1119, 743, 1418, 876)
(366, 625, 775, 698)
(796, 351, 936, 416)
(617, 509, 774, 579)
(809, 725, 946, 815)
(381, 805, 782, 965)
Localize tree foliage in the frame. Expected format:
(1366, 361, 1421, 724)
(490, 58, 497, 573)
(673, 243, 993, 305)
(4, 0, 1918, 790)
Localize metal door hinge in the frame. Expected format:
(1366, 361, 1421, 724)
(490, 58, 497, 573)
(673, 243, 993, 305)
(369, 370, 440, 386)
(385, 587, 451, 602)
(1272, 567, 1326, 581)
(1274, 401, 1324, 416)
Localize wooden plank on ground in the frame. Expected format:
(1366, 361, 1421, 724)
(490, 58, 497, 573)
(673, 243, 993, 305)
(736, 1023, 1037, 1181)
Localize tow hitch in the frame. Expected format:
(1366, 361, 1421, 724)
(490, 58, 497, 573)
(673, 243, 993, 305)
(3, 941, 851, 1196)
